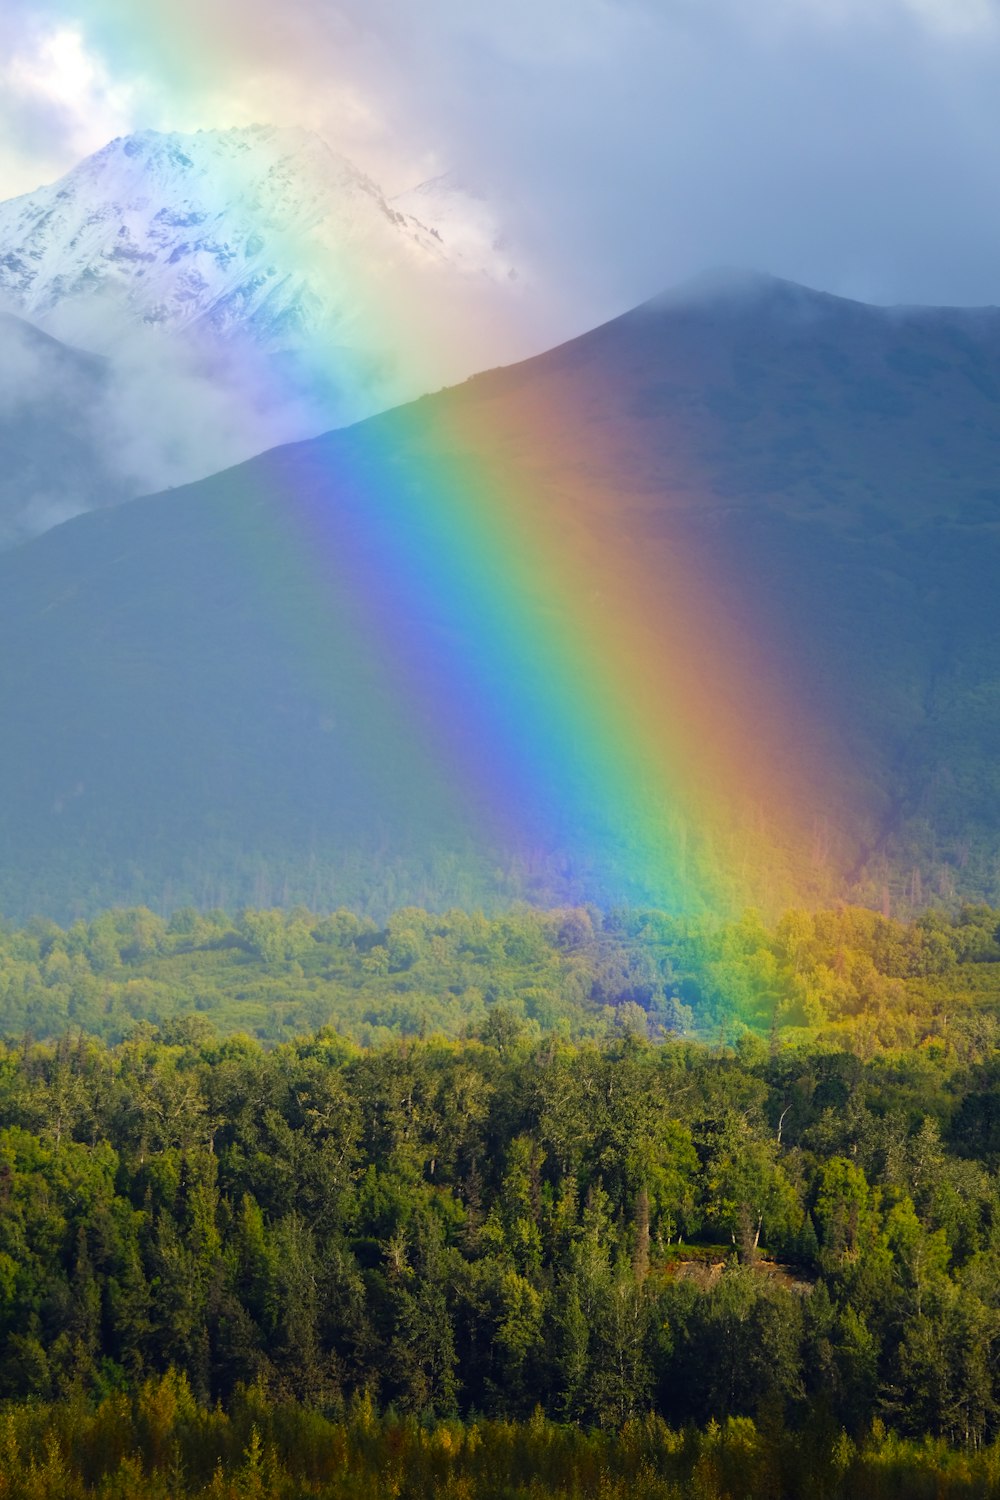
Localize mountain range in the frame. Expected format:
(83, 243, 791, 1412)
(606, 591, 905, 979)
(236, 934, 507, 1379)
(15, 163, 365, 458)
(0, 128, 531, 542)
(0, 268, 996, 920)
(0, 126, 519, 353)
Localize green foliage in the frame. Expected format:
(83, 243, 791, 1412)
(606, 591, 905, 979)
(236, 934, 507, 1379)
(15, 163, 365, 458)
(1, 1384, 1000, 1498)
(0, 900, 997, 1489)
(0, 898, 997, 1047)
(0, 968, 995, 1440)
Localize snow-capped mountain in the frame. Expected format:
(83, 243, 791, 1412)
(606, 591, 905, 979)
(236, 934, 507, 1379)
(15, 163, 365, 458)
(0, 127, 537, 538)
(0, 126, 522, 358)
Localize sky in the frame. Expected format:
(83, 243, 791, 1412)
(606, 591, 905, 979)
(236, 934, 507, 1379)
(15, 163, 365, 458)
(3, 0, 1000, 326)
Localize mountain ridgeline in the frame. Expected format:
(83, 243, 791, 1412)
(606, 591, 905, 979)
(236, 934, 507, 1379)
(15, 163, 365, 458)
(0, 271, 998, 919)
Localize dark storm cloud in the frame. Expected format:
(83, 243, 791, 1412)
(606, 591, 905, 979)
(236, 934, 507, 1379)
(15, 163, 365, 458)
(346, 0, 1000, 318)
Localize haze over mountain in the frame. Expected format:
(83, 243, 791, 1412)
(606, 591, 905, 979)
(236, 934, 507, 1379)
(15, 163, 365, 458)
(0, 127, 532, 541)
(0, 269, 996, 920)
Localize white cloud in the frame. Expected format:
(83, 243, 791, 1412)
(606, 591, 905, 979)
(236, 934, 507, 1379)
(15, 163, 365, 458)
(897, 0, 999, 35)
(0, 24, 135, 195)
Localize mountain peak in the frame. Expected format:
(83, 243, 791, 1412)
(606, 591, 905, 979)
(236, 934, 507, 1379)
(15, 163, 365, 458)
(91, 123, 351, 178)
(0, 125, 523, 354)
(0, 125, 534, 514)
(647, 267, 867, 320)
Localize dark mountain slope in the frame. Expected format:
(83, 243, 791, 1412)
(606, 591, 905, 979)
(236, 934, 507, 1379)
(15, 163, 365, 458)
(0, 313, 134, 545)
(0, 271, 997, 919)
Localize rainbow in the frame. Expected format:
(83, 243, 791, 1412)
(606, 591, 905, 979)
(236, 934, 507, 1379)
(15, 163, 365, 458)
(217, 356, 842, 915)
(5, 28, 845, 913)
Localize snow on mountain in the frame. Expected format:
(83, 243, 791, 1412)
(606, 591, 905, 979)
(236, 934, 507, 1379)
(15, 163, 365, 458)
(392, 171, 519, 285)
(0, 126, 523, 358)
(0, 127, 538, 533)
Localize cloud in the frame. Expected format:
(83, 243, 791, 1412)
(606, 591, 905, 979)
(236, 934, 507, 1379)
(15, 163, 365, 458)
(406, 0, 1000, 313)
(0, 298, 337, 544)
(0, 21, 135, 195)
(4, 0, 1000, 329)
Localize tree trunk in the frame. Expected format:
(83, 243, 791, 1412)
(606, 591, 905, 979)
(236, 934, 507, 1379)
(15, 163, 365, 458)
(633, 1186, 650, 1284)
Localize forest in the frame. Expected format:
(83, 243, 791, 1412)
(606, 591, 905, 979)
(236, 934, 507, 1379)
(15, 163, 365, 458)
(0, 901, 998, 1494)
(1, 897, 999, 1046)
